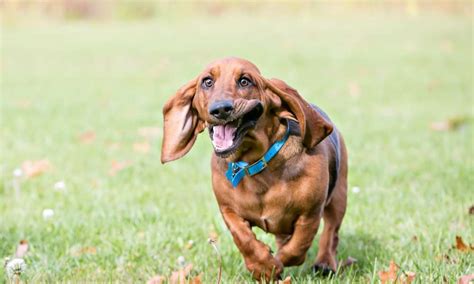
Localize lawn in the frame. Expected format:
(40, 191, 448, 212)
(1, 4, 473, 283)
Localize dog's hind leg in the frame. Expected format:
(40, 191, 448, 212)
(313, 139, 348, 275)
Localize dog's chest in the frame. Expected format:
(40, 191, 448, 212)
(233, 179, 300, 235)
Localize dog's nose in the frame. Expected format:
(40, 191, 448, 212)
(209, 100, 234, 119)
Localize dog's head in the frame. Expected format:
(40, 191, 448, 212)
(161, 57, 333, 163)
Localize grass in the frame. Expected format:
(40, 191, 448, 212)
(1, 5, 473, 283)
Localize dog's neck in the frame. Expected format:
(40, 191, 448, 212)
(217, 118, 304, 170)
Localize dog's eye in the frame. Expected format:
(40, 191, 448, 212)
(202, 78, 214, 89)
(238, 77, 252, 88)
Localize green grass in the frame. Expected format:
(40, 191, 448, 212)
(1, 6, 473, 283)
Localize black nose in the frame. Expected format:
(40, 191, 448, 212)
(209, 100, 234, 119)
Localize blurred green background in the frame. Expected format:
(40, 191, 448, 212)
(1, 1, 473, 283)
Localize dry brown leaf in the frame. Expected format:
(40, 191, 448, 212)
(339, 256, 358, 269)
(170, 263, 193, 284)
(185, 240, 194, 250)
(15, 240, 29, 258)
(278, 276, 291, 284)
(133, 141, 151, 154)
(405, 271, 416, 284)
(22, 159, 51, 178)
(137, 231, 145, 240)
(208, 230, 218, 241)
(435, 253, 457, 264)
(138, 127, 162, 139)
(71, 246, 97, 257)
(378, 260, 398, 284)
(455, 236, 473, 252)
(78, 131, 96, 144)
(430, 117, 469, 132)
(458, 274, 474, 284)
(108, 160, 132, 176)
(107, 142, 121, 151)
(348, 82, 361, 98)
(190, 273, 203, 284)
(379, 261, 416, 284)
(14, 99, 32, 109)
(147, 275, 165, 284)
(440, 40, 453, 53)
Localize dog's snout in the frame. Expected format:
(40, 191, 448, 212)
(209, 100, 234, 119)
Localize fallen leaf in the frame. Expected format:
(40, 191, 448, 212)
(208, 230, 218, 241)
(70, 246, 97, 257)
(138, 127, 162, 139)
(435, 253, 457, 264)
(378, 261, 416, 284)
(22, 159, 51, 178)
(348, 82, 361, 98)
(78, 131, 96, 144)
(405, 0, 418, 16)
(427, 79, 440, 91)
(458, 274, 474, 284)
(170, 263, 193, 284)
(14, 99, 32, 109)
(137, 231, 145, 239)
(430, 117, 469, 132)
(107, 142, 121, 151)
(133, 141, 151, 154)
(339, 256, 358, 269)
(405, 271, 416, 283)
(190, 273, 203, 284)
(278, 276, 291, 284)
(378, 260, 398, 284)
(440, 40, 453, 53)
(108, 160, 131, 176)
(147, 275, 165, 284)
(15, 240, 29, 258)
(185, 240, 194, 249)
(455, 236, 473, 252)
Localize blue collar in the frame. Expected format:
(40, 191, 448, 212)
(225, 122, 291, 188)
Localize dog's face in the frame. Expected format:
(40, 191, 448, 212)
(161, 57, 333, 163)
(193, 59, 267, 157)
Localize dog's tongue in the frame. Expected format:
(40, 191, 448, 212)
(212, 124, 236, 151)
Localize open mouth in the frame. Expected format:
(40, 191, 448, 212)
(209, 102, 263, 157)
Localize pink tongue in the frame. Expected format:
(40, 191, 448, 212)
(212, 125, 236, 150)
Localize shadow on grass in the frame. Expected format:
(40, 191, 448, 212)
(286, 231, 385, 281)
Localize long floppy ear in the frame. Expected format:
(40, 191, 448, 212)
(161, 79, 205, 163)
(265, 78, 333, 149)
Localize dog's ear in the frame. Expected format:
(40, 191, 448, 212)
(265, 78, 333, 149)
(161, 78, 205, 163)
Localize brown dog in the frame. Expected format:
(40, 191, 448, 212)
(161, 57, 347, 281)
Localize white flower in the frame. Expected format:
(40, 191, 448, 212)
(54, 180, 66, 191)
(351, 186, 360, 193)
(5, 258, 26, 278)
(42, 208, 54, 220)
(177, 255, 186, 267)
(13, 168, 23, 178)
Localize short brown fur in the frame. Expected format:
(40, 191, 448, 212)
(161, 58, 348, 281)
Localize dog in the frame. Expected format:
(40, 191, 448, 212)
(161, 57, 347, 281)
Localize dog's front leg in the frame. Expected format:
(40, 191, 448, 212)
(221, 208, 283, 281)
(275, 214, 321, 266)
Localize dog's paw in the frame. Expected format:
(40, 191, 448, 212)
(312, 262, 336, 277)
(247, 255, 283, 282)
